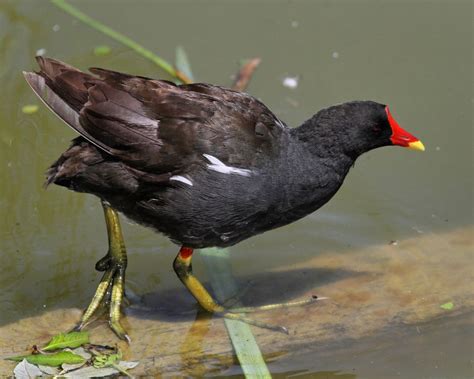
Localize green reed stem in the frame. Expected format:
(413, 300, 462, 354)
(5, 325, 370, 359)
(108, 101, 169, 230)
(50, 0, 191, 83)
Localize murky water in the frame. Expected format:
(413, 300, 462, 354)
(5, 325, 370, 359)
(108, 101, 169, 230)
(0, 0, 472, 377)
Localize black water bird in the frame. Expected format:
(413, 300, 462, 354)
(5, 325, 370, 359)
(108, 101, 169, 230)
(24, 57, 424, 340)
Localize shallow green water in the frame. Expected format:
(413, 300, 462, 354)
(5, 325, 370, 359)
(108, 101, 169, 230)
(0, 0, 472, 377)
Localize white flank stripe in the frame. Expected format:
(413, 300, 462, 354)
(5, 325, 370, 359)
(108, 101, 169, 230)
(203, 154, 252, 177)
(170, 175, 193, 186)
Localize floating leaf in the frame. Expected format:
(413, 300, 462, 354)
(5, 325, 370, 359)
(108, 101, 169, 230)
(38, 364, 60, 375)
(65, 365, 119, 377)
(94, 45, 112, 56)
(61, 361, 86, 372)
(68, 360, 139, 378)
(118, 360, 139, 369)
(21, 104, 39, 114)
(43, 331, 89, 351)
(70, 346, 92, 360)
(7, 351, 86, 367)
(175, 45, 194, 82)
(440, 301, 454, 310)
(13, 359, 43, 379)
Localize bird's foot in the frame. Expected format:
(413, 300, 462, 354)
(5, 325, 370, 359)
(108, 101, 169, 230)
(74, 252, 130, 343)
(218, 295, 325, 334)
(230, 295, 326, 313)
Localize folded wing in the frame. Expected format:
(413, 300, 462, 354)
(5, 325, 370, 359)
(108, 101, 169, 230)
(24, 57, 285, 176)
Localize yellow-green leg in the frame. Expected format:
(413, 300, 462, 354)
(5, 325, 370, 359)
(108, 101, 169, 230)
(75, 200, 129, 342)
(173, 247, 317, 333)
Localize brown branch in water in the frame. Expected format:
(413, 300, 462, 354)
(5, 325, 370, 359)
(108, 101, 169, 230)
(231, 58, 261, 92)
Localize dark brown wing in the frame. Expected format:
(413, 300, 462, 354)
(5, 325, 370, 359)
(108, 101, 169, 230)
(24, 57, 286, 176)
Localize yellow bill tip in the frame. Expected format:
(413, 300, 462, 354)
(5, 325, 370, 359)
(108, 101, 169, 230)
(408, 140, 425, 152)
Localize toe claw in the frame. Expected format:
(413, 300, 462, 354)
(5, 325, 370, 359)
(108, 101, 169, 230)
(110, 321, 130, 343)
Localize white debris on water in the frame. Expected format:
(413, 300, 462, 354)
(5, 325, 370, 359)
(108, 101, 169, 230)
(52, 24, 60, 32)
(282, 76, 299, 89)
(412, 226, 424, 234)
(36, 48, 46, 56)
(332, 51, 340, 59)
(291, 20, 299, 28)
(286, 97, 299, 107)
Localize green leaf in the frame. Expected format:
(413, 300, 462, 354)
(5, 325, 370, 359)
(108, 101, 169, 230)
(440, 301, 454, 310)
(21, 104, 39, 114)
(7, 351, 86, 367)
(42, 331, 89, 351)
(175, 45, 194, 82)
(94, 45, 112, 56)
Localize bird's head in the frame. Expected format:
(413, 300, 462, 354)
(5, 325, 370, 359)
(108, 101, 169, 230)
(304, 101, 425, 158)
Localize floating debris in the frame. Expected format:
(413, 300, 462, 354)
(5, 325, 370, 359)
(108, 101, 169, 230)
(52, 24, 60, 32)
(291, 20, 299, 28)
(13, 359, 43, 379)
(389, 240, 398, 246)
(94, 45, 112, 56)
(286, 97, 299, 107)
(412, 226, 424, 234)
(332, 51, 340, 59)
(7, 331, 138, 377)
(35, 48, 46, 56)
(440, 302, 454, 310)
(21, 105, 39, 115)
(282, 76, 299, 89)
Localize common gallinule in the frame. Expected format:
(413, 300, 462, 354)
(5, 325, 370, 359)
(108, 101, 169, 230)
(24, 57, 424, 341)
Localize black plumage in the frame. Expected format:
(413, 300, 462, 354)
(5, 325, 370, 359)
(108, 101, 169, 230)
(24, 57, 416, 248)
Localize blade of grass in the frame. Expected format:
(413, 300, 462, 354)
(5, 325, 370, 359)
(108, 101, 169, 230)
(201, 248, 271, 379)
(175, 46, 195, 82)
(50, 0, 191, 84)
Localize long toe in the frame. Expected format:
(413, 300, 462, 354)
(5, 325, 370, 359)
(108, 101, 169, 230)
(110, 320, 131, 343)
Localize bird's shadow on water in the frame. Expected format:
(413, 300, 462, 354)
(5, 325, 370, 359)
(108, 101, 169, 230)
(0, 266, 366, 330)
(126, 267, 365, 323)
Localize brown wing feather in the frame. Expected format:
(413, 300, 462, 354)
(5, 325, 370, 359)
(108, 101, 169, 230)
(25, 57, 285, 176)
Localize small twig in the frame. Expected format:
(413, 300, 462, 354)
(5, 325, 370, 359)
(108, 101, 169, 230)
(232, 58, 261, 91)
